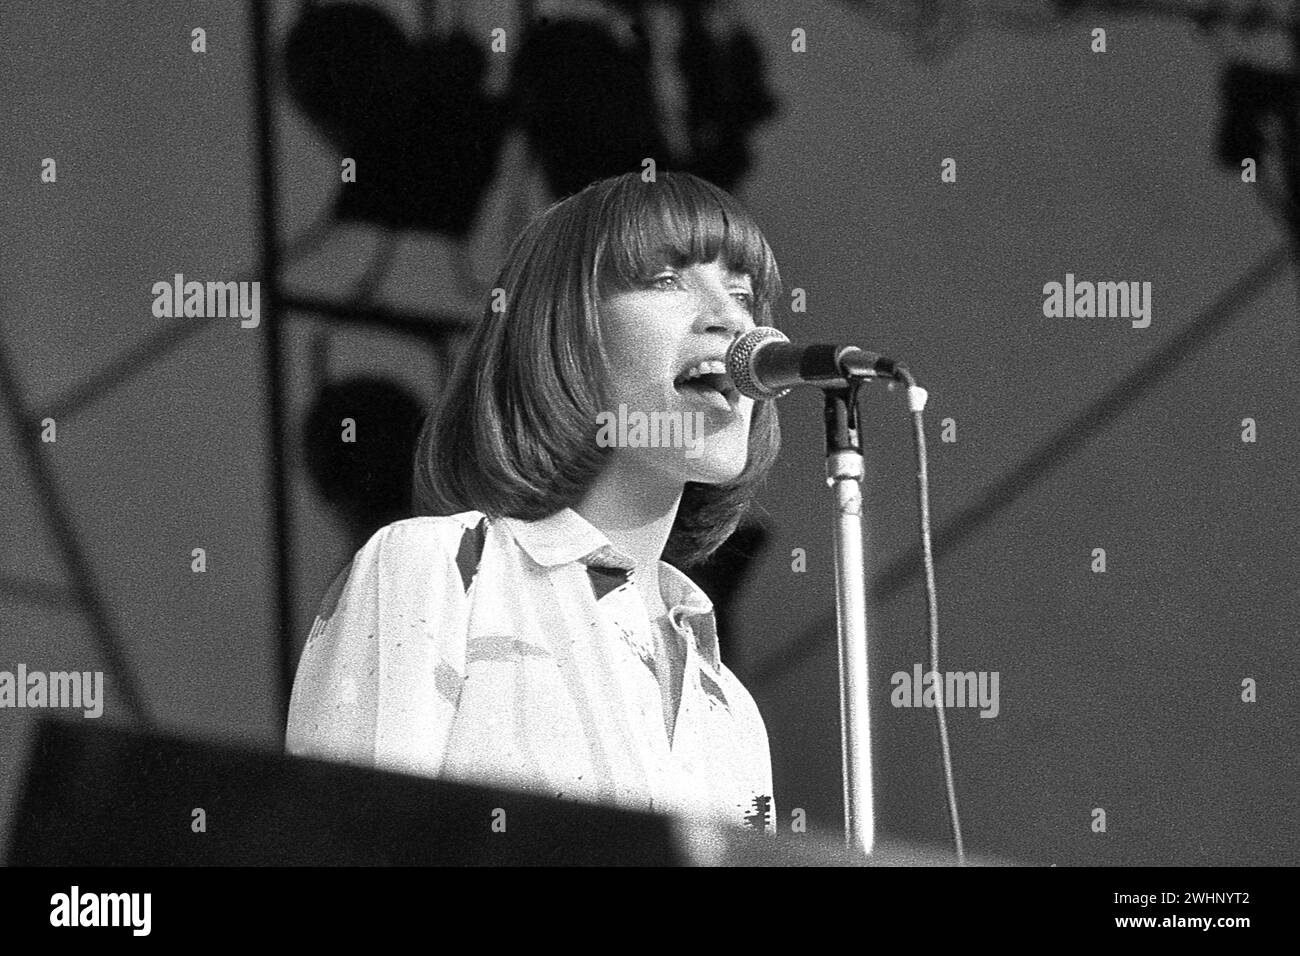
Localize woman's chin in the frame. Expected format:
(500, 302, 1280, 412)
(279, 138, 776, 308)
(682, 455, 747, 486)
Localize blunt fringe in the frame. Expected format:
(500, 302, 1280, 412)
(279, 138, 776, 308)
(412, 171, 783, 568)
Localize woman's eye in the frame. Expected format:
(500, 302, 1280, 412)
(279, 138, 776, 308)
(650, 272, 679, 290)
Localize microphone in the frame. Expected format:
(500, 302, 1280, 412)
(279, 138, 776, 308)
(725, 327, 901, 400)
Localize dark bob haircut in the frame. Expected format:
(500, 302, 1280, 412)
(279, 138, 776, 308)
(412, 170, 783, 568)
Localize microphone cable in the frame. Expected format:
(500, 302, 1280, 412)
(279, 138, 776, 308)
(894, 365, 966, 865)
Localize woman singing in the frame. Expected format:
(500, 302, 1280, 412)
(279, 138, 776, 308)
(287, 170, 782, 834)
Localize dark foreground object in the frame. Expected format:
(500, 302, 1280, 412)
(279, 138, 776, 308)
(8, 718, 985, 866)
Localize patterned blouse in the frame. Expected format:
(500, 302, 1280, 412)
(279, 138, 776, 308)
(285, 507, 776, 834)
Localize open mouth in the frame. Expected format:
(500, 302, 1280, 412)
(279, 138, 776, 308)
(673, 360, 739, 411)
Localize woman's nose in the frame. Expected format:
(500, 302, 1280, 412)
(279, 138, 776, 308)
(697, 287, 754, 338)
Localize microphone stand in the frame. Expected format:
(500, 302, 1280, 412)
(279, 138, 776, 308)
(824, 379, 874, 855)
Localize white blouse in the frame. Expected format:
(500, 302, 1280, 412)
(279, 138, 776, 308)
(285, 508, 776, 834)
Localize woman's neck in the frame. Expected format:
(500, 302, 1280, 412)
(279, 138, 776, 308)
(573, 460, 683, 609)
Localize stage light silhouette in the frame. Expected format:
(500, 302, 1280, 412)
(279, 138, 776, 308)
(284, 2, 508, 235)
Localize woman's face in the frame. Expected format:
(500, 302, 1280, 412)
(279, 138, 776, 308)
(596, 256, 759, 487)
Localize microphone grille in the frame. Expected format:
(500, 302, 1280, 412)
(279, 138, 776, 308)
(727, 326, 791, 400)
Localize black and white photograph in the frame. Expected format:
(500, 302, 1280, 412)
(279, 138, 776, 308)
(1, 0, 1296, 926)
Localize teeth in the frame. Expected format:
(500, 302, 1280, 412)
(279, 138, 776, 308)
(681, 360, 727, 381)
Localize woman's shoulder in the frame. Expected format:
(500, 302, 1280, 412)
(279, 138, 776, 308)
(338, 512, 493, 598)
(357, 511, 489, 562)
(715, 662, 770, 735)
(311, 512, 490, 635)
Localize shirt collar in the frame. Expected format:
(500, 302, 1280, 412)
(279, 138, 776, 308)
(658, 561, 721, 673)
(500, 508, 720, 668)
(500, 508, 633, 569)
